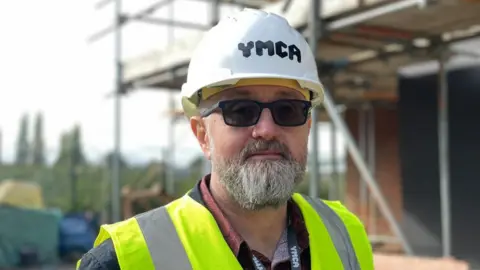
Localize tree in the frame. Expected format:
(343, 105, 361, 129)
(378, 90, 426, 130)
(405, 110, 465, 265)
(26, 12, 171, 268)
(70, 124, 86, 166)
(104, 151, 128, 169)
(15, 114, 30, 165)
(0, 129, 3, 165)
(54, 124, 86, 167)
(54, 131, 72, 167)
(53, 124, 88, 211)
(32, 112, 45, 165)
(188, 155, 207, 178)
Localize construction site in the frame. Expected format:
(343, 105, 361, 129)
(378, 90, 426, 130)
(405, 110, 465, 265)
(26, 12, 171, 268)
(102, 0, 480, 268)
(0, 0, 479, 269)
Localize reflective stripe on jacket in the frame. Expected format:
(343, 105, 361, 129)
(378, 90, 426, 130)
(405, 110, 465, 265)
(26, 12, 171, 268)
(79, 188, 373, 270)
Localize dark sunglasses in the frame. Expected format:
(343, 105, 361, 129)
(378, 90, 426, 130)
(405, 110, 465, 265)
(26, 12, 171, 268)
(200, 99, 312, 127)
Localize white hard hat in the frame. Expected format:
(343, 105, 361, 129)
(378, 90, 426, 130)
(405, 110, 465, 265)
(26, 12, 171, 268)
(181, 8, 324, 118)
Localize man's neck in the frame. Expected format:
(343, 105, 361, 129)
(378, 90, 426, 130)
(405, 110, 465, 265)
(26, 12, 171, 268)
(209, 175, 288, 259)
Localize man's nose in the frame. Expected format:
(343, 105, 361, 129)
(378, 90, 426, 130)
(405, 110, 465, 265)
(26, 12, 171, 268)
(252, 109, 280, 140)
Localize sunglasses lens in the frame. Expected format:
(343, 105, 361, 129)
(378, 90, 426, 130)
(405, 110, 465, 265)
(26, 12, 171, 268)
(271, 100, 309, 126)
(222, 100, 261, 126)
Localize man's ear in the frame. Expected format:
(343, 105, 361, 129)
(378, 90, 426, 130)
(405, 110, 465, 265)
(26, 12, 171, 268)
(190, 116, 211, 160)
(307, 116, 312, 130)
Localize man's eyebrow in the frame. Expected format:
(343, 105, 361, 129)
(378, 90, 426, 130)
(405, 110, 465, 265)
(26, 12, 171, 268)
(221, 89, 252, 99)
(276, 89, 304, 99)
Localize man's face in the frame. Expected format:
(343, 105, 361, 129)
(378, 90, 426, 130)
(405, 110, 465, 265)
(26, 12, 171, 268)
(195, 85, 311, 210)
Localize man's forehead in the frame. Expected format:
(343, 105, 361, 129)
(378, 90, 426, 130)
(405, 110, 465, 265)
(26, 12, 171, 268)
(214, 85, 305, 100)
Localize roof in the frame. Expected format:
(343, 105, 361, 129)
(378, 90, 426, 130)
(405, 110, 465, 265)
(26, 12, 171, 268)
(122, 0, 480, 104)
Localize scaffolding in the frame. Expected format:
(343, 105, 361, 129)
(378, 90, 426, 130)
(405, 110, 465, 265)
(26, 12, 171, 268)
(89, 0, 480, 257)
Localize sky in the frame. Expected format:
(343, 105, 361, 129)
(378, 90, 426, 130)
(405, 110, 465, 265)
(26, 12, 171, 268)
(1, 0, 478, 168)
(0, 0, 348, 168)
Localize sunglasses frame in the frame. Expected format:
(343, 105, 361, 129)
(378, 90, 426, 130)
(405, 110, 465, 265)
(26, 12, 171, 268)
(200, 99, 312, 127)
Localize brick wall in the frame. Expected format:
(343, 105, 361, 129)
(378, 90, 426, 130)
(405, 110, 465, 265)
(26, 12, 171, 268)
(344, 107, 403, 237)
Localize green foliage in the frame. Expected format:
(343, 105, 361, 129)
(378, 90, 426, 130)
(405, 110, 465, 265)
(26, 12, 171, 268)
(0, 164, 146, 213)
(174, 176, 200, 198)
(70, 125, 87, 165)
(14, 114, 29, 165)
(173, 156, 206, 197)
(0, 161, 346, 215)
(54, 132, 70, 167)
(295, 172, 346, 201)
(104, 151, 129, 170)
(32, 112, 45, 165)
(54, 125, 87, 168)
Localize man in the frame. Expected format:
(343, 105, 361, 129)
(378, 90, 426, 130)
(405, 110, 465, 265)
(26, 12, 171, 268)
(78, 8, 374, 270)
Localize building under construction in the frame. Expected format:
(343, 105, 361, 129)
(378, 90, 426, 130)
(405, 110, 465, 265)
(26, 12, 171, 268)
(91, 0, 480, 267)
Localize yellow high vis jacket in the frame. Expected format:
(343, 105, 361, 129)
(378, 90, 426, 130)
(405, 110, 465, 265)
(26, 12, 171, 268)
(78, 188, 374, 270)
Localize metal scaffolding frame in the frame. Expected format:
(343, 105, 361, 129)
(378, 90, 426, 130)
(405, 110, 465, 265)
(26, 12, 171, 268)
(90, 0, 275, 223)
(89, 0, 480, 257)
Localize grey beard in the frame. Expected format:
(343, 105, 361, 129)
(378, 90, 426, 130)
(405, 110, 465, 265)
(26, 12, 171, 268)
(213, 140, 307, 211)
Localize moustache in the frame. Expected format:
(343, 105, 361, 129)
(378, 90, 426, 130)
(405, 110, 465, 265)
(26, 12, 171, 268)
(240, 140, 292, 162)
